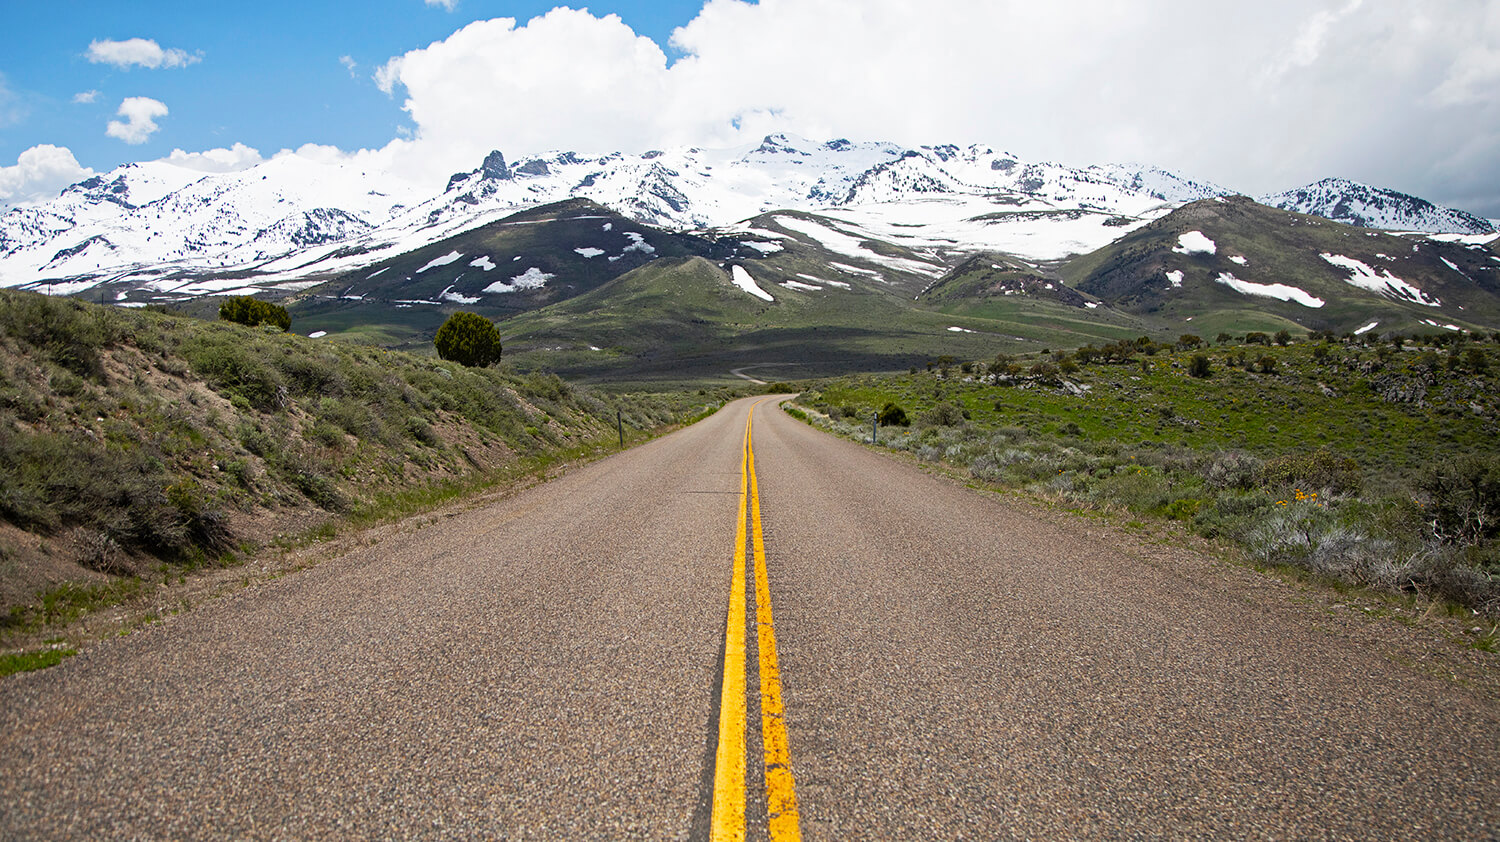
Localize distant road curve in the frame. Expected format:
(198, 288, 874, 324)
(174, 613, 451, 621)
(1, 397, 1496, 838)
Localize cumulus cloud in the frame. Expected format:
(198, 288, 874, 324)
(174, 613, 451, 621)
(106, 96, 168, 144)
(0, 145, 95, 208)
(86, 37, 200, 70)
(162, 143, 264, 173)
(369, 0, 1500, 215)
(72, 90, 100, 104)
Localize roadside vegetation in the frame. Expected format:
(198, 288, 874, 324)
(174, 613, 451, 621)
(0, 290, 735, 670)
(793, 329, 1500, 621)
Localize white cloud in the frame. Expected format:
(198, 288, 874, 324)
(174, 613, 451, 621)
(106, 96, 169, 144)
(162, 143, 264, 173)
(1263, 0, 1365, 84)
(0, 145, 95, 208)
(357, 1, 1500, 215)
(72, 90, 100, 104)
(425, 0, 458, 10)
(86, 37, 200, 70)
(340, 55, 358, 77)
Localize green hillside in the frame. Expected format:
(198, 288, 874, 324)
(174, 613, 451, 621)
(1062, 196, 1500, 335)
(794, 331, 1500, 617)
(0, 289, 724, 626)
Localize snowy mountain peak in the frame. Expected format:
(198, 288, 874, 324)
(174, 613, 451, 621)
(3, 137, 1492, 301)
(1259, 178, 1495, 235)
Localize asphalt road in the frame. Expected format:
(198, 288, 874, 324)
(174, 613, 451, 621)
(2, 396, 1497, 839)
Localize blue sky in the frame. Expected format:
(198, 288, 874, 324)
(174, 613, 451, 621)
(0, 0, 705, 173)
(3, 1, 1499, 216)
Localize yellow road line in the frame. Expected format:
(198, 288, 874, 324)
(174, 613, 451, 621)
(749, 410, 802, 841)
(712, 402, 802, 841)
(710, 418, 751, 842)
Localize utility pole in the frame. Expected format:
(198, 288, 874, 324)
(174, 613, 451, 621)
(872, 412, 878, 445)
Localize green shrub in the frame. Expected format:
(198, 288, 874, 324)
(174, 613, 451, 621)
(877, 402, 909, 426)
(1162, 498, 1202, 521)
(916, 402, 965, 428)
(1188, 354, 1212, 378)
(183, 335, 284, 410)
(434, 312, 503, 367)
(218, 296, 290, 331)
(1416, 455, 1500, 547)
(1260, 449, 1362, 494)
(0, 292, 115, 378)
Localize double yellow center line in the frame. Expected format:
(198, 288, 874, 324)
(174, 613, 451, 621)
(711, 404, 801, 841)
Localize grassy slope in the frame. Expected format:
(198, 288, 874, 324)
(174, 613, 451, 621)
(0, 289, 731, 628)
(1062, 197, 1500, 335)
(286, 199, 740, 354)
(498, 255, 1021, 383)
(795, 334, 1500, 614)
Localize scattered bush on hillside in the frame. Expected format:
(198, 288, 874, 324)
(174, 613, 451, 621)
(917, 402, 966, 428)
(1260, 449, 1362, 495)
(788, 340, 1500, 614)
(1188, 354, 1212, 378)
(878, 403, 910, 427)
(1416, 455, 1500, 547)
(0, 293, 119, 378)
(219, 296, 290, 331)
(434, 311, 503, 368)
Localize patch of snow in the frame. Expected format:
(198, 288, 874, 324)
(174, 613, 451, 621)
(1165, 269, 1185, 288)
(1085, 301, 1099, 309)
(1229, 255, 1248, 266)
(469, 255, 496, 271)
(416, 250, 463, 274)
(730, 264, 774, 301)
(602, 222, 613, 231)
(797, 273, 849, 289)
(781, 279, 822, 291)
(1353, 321, 1379, 335)
(621, 231, 656, 255)
(308, 331, 327, 338)
(483, 267, 554, 294)
(743, 241, 784, 254)
(588, 345, 603, 351)
(1215, 272, 1324, 308)
(366, 267, 389, 279)
(774, 215, 944, 277)
(829, 261, 883, 280)
(574, 247, 605, 258)
(1172, 231, 1217, 255)
(1421, 319, 1464, 331)
(947, 326, 976, 333)
(1440, 256, 1470, 279)
(439, 284, 480, 305)
(746, 228, 789, 240)
(1320, 252, 1439, 306)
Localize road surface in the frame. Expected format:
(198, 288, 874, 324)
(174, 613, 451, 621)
(2, 396, 1496, 838)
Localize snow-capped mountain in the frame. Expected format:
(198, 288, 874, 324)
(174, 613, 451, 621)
(1259, 178, 1495, 236)
(1, 134, 1486, 303)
